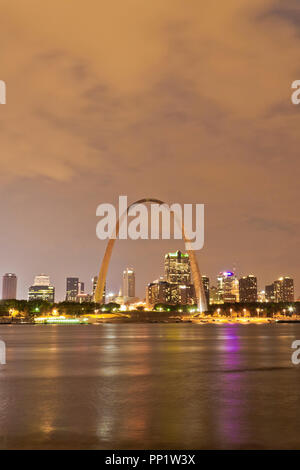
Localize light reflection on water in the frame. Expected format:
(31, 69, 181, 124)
(0, 323, 300, 449)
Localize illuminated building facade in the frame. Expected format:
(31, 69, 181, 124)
(145, 250, 196, 308)
(209, 285, 223, 304)
(66, 277, 79, 302)
(29, 274, 55, 302)
(177, 284, 196, 305)
(164, 251, 191, 284)
(258, 290, 266, 302)
(147, 280, 170, 307)
(265, 284, 275, 302)
(239, 275, 257, 302)
(28, 284, 55, 302)
(201, 275, 210, 306)
(217, 271, 238, 302)
(92, 276, 98, 297)
(274, 277, 294, 302)
(146, 279, 195, 308)
(2, 273, 17, 300)
(122, 268, 135, 298)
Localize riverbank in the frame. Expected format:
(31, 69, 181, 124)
(1, 311, 299, 325)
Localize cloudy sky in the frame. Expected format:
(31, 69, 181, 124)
(0, 0, 299, 300)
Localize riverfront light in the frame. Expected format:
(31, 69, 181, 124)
(34, 316, 88, 324)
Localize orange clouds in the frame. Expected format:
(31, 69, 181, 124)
(0, 0, 299, 298)
(0, 0, 299, 197)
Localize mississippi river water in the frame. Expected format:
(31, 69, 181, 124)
(0, 323, 300, 449)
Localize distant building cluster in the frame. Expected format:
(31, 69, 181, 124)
(146, 251, 196, 308)
(65, 276, 105, 304)
(146, 255, 295, 308)
(0, 259, 296, 308)
(209, 273, 294, 305)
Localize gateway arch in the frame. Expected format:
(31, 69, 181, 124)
(94, 199, 207, 312)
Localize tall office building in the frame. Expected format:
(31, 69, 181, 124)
(239, 275, 257, 302)
(122, 268, 135, 298)
(177, 284, 196, 305)
(217, 271, 238, 302)
(147, 280, 171, 308)
(146, 279, 195, 308)
(265, 284, 275, 302)
(92, 276, 98, 297)
(164, 251, 191, 284)
(232, 278, 240, 302)
(202, 275, 210, 306)
(209, 285, 222, 304)
(145, 250, 195, 308)
(66, 277, 79, 302)
(274, 277, 294, 302)
(258, 290, 266, 303)
(2, 273, 17, 300)
(28, 274, 55, 302)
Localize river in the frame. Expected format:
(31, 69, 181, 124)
(0, 323, 299, 449)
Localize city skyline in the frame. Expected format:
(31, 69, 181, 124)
(1, 262, 297, 303)
(1, 2, 299, 308)
(1, 2, 300, 452)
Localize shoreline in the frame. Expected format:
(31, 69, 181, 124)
(1, 315, 299, 325)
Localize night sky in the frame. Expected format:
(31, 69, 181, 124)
(0, 0, 299, 300)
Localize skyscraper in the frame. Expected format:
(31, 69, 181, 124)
(217, 271, 238, 302)
(258, 290, 266, 303)
(66, 277, 79, 302)
(164, 251, 191, 284)
(274, 277, 294, 302)
(146, 279, 195, 308)
(2, 273, 17, 300)
(146, 250, 197, 308)
(146, 280, 171, 308)
(239, 275, 257, 302)
(265, 284, 275, 302)
(209, 285, 223, 304)
(122, 268, 135, 298)
(201, 275, 210, 306)
(92, 276, 98, 296)
(28, 274, 55, 302)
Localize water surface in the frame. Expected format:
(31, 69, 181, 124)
(0, 323, 299, 449)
